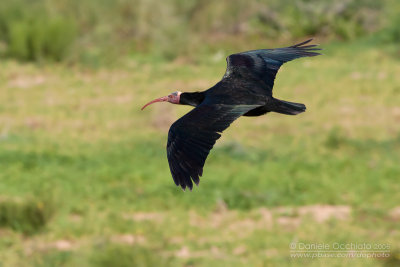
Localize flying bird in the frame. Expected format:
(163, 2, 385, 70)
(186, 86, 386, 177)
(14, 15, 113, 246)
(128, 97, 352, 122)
(142, 39, 321, 190)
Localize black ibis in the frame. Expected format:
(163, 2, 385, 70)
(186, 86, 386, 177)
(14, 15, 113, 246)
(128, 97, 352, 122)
(142, 39, 321, 190)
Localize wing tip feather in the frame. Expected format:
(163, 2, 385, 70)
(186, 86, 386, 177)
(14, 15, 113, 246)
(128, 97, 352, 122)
(290, 38, 323, 56)
(291, 38, 313, 48)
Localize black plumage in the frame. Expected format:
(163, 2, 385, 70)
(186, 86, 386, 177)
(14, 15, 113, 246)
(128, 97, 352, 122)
(146, 39, 322, 190)
(167, 104, 260, 189)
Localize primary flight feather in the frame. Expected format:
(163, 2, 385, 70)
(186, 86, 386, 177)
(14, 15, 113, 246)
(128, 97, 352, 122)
(142, 39, 322, 190)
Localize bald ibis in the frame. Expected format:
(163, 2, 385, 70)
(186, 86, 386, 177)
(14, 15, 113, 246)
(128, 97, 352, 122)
(142, 39, 321, 190)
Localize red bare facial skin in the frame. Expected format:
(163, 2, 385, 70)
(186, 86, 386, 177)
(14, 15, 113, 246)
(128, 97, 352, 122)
(141, 91, 181, 110)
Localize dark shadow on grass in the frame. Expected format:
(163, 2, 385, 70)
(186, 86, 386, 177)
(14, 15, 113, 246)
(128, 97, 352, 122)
(0, 196, 55, 235)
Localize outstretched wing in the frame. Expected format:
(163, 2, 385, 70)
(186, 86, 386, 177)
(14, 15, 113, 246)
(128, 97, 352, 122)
(223, 39, 322, 94)
(167, 104, 260, 190)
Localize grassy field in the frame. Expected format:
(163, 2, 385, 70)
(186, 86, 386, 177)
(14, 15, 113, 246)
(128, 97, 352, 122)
(0, 40, 399, 266)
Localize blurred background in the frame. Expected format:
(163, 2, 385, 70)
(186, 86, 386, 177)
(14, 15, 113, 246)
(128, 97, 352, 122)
(0, 0, 399, 266)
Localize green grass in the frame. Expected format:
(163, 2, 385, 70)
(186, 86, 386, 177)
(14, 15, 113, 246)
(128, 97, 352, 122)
(0, 41, 399, 266)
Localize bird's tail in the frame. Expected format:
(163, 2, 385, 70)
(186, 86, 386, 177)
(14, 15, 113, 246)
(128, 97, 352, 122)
(271, 98, 306, 115)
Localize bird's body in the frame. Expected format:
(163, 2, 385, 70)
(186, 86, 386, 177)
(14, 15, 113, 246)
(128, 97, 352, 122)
(142, 39, 322, 190)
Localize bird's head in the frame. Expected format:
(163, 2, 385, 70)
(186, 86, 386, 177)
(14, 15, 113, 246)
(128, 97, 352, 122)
(141, 91, 182, 110)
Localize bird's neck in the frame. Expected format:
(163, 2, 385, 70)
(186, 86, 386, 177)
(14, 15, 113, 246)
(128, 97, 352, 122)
(180, 92, 205, 107)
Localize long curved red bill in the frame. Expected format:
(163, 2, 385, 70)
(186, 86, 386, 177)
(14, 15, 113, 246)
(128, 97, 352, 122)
(141, 96, 168, 110)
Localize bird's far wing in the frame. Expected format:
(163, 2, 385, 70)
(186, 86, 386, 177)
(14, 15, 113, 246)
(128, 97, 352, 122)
(223, 39, 322, 93)
(167, 104, 260, 190)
